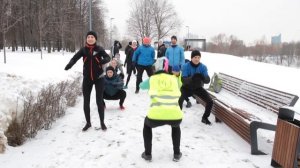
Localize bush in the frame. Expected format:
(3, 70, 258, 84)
(5, 74, 82, 146)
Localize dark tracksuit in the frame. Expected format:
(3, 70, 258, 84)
(103, 73, 126, 107)
(65, 44, 111, 125)
(124, 46, 137, 87)
(179, 61, 213, 120)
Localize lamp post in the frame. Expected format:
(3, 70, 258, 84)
(89, 0, 92, 30)
(110, 17, 114, 46)
(186, 26, 190, 49)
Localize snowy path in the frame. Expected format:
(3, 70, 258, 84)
(0, 77, 273, 168)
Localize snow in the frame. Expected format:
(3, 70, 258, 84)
(0, 49, 299, 167)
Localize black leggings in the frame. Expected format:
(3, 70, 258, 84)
(103, 90, 126, 106)
(179, 87, 213, 119)
(136, 65, 153, 91)
(125, 65, 135, 87)
(82, 77, 105, 124)
(143, 118, 181, 155)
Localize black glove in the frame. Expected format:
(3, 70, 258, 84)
(192, 73, 205, 81)
(119, 73, 125, 79)
(64, 63, 72, 70)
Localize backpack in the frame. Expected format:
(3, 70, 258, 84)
(209, 73, 222, 93)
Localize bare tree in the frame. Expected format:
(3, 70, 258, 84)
(127, 0, 180, 41)
(150, 0, 180, 41)
(0, 0, 23, 63)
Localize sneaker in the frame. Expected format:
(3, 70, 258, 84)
(201, 118, 212, 125)
(185, 101, 192, 108)
(101, 122, 107, 130)
(135, 90, 139, 94)
(141, 152, 152, 161)
(82, 123, 91, 131)
(173, 152, 182, 162)
(120, 106, 125, 110)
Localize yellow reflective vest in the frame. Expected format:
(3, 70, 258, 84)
(147, 73, 183, 120)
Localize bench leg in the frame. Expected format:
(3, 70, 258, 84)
(270, 159, 281, 167)
(215, 116, 221, 123)
(250, 121, 276, 155)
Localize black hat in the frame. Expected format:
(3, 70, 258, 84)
(191, 50, 201, 59)
(106, 66, 115, 72)
(86, 31, 97, 40)
(171, 35, 177, 41)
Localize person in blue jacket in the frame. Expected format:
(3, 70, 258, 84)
(132, 37, 155, 94)
(165, 35, 185, 71)
(179, 50, 213, 125)
(103, 66, 126, 110)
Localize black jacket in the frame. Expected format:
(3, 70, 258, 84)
(124, 46, 137, 67)
(157, 44, 166, 58)
(66, 45, 111, 81)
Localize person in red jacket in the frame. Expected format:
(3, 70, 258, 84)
(64, 31, 111, 131)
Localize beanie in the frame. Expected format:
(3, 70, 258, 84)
(172, 65, 181, 72)
(171, 35, 177, 41)
(86, 31, 97, 40)
(106, 66, 115, 73)
(191, 50, 201, 59)
(143, 37, 151, 45)
(154, 57, 169, 72)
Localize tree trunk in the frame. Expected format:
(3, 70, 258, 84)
(3, 32, 6, 64)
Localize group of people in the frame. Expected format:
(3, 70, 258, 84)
(64, 31, 213, 162)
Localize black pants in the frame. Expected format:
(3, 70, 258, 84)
(143, 117, 181, 155)
(82, 77, 105, 124)
(125, 64, 135, 87)
(136, 65, 153, 91)
(103, 90, 126, 106)
(179, 87, 213, 119)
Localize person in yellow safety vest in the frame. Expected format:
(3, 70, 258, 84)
(139, 57, 183, 162)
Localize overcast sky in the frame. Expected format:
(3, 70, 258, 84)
(102, 0, 300, 45)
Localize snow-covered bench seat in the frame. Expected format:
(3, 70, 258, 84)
(196, 73, 299, 155)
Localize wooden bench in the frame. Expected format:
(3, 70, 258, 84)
(196, 73, 299, 155)
(271, 107, 300, 168)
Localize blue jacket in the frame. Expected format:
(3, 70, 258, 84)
(165, 45, 185, 68)
(132, 45, 155, 66)
(182, 62, 208, 77)
(104, 74, 124, 96)
(181, 62, 210, 89)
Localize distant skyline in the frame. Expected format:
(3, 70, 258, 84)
(103, 0, 300, 45)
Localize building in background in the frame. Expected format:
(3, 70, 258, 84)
(271, 34, 281, 45)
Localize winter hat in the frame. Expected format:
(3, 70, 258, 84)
(171, 35, 177, 41)
(132, 40, 137, 44)
(172, 65, 181, 72)
(106, 66, 115, 73)
(86, 31, 97, 40)
(191, 50, 201, 59)
(154, 57, 169, 72)
(143, 37, 151, 45)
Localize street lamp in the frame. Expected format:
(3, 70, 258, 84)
(110, 17, 114, 46)
(186, 26, 190, 49)
(89, 0, 92, 30)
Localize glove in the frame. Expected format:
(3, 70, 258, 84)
(64, 63, 72, 70)
(192, 73, 205, 81)
(119, 73, 125, 79)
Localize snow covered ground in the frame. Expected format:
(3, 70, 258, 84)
(0, 49, 299, 168)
